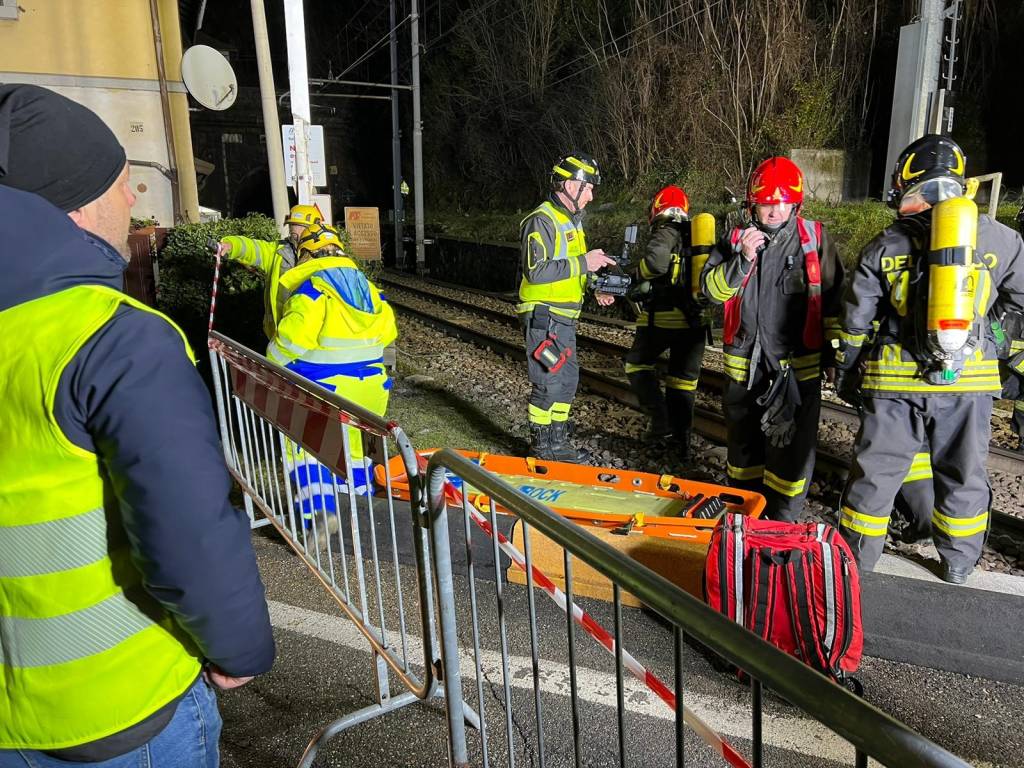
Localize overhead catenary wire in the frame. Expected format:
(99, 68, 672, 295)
(337, 13, 412, 79)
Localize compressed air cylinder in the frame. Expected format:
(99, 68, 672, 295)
(690, 212, 716, 301)
(927, 196, 978, 354)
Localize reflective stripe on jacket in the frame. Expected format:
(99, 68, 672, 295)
(0, 284, 202, 749)
(702, 216, 844, 384)
(517, 199, 589, 319)
(840, 214, 1024, 397)
(267, 256, 398, 374)
(722, 217, 823, 348)
(634, 223, 710, 330)
(221, 235, 297, 339)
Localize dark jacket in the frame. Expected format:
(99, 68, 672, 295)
(702, 215, 844, 384)
(0, 189, 275, 678)
(840, 212, 1024, 397)
(634, 222, 708, 328)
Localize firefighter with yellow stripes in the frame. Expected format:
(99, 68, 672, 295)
(701, 157, 845, 521)
(624, 185, 713, 458)
(835, 134, 1024, 583)
(518, 152, 616, 462)
(216, 203, 324, 339)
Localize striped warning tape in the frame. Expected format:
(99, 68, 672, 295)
(426, 458, 751, 768)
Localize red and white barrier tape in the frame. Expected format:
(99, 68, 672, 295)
(426, 460, 751, 768)
(208, 250, 222, 333)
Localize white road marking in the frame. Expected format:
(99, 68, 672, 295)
(268, 600, 974, 766)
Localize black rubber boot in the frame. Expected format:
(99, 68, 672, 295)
(528, 424, 552, 459)
(548, 421, 589, 464)
(667, 390, 696, 462)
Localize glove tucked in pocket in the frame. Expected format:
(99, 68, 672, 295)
(756, 366, 802, 448)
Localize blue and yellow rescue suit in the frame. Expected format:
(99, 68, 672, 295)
(624, 221, 709, 453)
(836, 213, 1024, 573)
(518, 196, 596, 459)
(702, 216, 844, 521)
(268, 256, 397, 527)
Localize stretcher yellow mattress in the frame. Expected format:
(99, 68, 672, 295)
(375, 449, 765, 546)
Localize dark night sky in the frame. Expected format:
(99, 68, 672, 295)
(183, 0, 1024, 210)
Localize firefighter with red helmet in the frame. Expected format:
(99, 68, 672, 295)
(836, 135, 1024, 582)
(702, 157, 845, 521)
(624, 185, 715, 459)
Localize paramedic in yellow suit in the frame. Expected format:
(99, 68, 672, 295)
(267, 223, 398, 530)
(217, 204, 324, 339)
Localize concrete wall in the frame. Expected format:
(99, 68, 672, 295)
(0, 1, 199, 223)
(789, 149, 871, 203)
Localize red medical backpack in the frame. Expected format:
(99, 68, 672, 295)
(704, 513, 864, 685)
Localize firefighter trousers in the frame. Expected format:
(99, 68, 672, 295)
(840, 396, 992, 573)
(523, 309, 579, 427)
(624, 325, 706, 449)
(723, 375, 820, 522)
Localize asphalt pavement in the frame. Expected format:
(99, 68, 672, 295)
(214, 509, 1024, 768)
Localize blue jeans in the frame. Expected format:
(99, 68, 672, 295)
(0, 677, 222, 767)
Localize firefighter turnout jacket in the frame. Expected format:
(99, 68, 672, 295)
(838, 213, 1024, 396)
(221, 235, 298, 340)
(634, 222, 710, 329)
(517, 196, 589, 320)
(702, 216, 844, 382)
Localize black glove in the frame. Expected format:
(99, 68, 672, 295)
(757, 367, 802, 448)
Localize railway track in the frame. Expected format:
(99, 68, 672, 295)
(384, 281, 1024, 541)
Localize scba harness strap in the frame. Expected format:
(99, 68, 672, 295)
(722, 217, 824, 350)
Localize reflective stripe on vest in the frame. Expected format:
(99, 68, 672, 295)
(517, 201, 588, 314)
(721, 217, 823, 350)
(0, 284, 201, 749)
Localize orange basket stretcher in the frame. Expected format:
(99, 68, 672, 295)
(374, 449, 766, 603)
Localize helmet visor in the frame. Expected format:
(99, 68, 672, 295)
(902, 177, 964, 207)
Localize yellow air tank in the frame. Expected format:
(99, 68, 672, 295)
(690, 212, 716, 301)
(927, 196, 978, 358)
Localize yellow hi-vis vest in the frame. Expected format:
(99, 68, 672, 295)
(517, 201, 588, 319)
(221, 235, 295, 339)
(268, 256, 398, 369)
(0, 285, 202, 750)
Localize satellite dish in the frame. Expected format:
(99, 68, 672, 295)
(181, 45, 237, 111)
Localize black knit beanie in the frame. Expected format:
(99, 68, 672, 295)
(0, 84, 127, 211)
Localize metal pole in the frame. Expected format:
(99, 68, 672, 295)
(390, 0, 405, 269)
(919, 0, 945, 136)
(251, 0, 290, 235)
(148, 0, 181, 224)
(284, 0, 314, 205)
(410, 0, 426, 272)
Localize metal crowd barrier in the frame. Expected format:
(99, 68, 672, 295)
(424, 449, 973, 768)
(207, 331, 970, 768)
(207, 332, 473, 767)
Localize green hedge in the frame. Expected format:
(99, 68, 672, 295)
(157, 215, 376, 356)
(157, 215, 279, 355)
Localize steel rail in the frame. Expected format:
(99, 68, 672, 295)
(389, 297, 1023, 541)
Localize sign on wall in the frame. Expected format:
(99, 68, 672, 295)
(344, 207, 382, 260)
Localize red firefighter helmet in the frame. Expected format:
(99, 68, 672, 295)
(649, 185, 690, 224)
(746, 157, 805, 205)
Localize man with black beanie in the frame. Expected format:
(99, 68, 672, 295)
(0, 84, 275, 765)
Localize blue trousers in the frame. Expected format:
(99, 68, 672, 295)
(0, 677, 222, 767)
